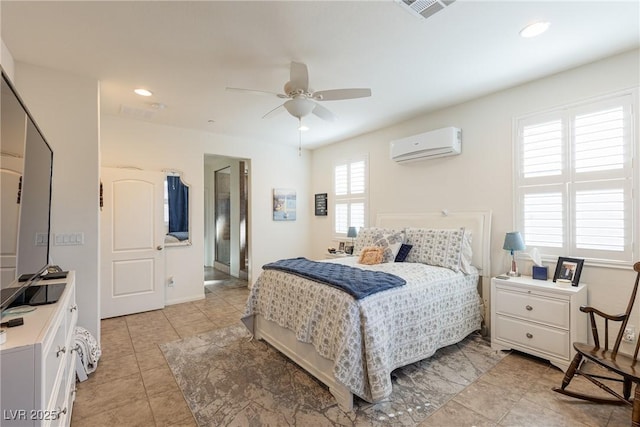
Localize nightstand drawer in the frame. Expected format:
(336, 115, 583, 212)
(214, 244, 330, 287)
(495, 314, 570, 359)
(495, 287, 570, 329)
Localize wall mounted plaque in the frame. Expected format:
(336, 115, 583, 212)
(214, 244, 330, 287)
(315, 193, 327, 216)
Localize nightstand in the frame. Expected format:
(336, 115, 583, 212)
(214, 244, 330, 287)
(325, 252, 351, 259)
(491, 275, 588, 372)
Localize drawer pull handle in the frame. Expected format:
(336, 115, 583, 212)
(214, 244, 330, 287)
(526, 305, 533, 311)
(526, 333, 533, 339)
(56, 346, 66, 357)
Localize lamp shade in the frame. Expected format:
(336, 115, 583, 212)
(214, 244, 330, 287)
(503, 231, 525, 252)
(347, 227, 358, 238)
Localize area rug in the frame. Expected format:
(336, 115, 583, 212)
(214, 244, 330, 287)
(160, 324, 505, 426)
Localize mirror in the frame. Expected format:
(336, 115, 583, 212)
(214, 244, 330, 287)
(164, 171, 191, 246)
(1, 71, 54, 310)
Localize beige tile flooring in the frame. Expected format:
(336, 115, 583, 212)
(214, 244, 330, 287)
(71, 274, 632, 427)
(70, 276, 247, 427)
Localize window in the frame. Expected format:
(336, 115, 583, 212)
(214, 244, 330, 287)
(333, 157, 368, 236)
(515, 92, 636, 265)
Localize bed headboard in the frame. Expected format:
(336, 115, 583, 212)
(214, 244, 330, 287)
(376, 211, 492, 277)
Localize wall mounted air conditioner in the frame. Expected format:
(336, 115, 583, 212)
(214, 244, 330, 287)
(390, 127, 461, 163)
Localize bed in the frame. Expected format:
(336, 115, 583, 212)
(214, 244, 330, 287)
(242, 211, 492, 411)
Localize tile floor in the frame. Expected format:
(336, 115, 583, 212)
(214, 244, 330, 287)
(70, 272, 632, 427)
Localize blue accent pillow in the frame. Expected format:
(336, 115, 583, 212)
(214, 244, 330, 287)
(394, 244, 413, 262)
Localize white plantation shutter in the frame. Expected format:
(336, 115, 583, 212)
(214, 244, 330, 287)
(350, 202, 365, 230)
(522, 120, 563, 178)
(574, 107, 625, 174)
(575, 188, 625, 252)
(515, 92, 636, 264)
(335, 165, 348, 195)
(334, 157, 368, 236)
(350, 161, 365, 194)
(523, 192, 563, 248)
(335, 203, 348, 234)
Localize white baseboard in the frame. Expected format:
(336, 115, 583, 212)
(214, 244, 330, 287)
(166, 294, 205, 306)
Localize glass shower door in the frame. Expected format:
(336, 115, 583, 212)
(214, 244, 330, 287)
(215, 167, 230, 266)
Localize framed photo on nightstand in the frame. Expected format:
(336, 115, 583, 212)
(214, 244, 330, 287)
(553, 257, 584, 286)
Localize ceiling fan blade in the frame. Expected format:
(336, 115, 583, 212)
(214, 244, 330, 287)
(226, 87, 287, 99)
(289, 62, 309, 92)
(312, 102, 336, 122)
(262, 103, 285, 119)
(312, 88, 372, 101)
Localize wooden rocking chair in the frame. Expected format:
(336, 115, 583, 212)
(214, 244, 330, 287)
(554, 261, 640, 426)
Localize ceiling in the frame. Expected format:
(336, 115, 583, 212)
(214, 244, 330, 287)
(2, 1, 639, 149)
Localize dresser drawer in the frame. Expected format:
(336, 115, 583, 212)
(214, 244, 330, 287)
(495, 314, 570, 359)
(43, 316, 67, 409)
(495, 287, 570, 329)
(45, 355, 71, 427)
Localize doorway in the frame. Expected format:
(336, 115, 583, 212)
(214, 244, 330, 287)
(214, 166, 231, 272)
(204, 156, 250, 284)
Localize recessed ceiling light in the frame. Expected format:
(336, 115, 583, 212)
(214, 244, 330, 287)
(520, 21, 550, 38)
(134, 88, 153, 97)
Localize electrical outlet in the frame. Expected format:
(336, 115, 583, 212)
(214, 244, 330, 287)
(624, 326, 636, 342)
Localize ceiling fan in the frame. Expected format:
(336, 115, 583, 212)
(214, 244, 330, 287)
(226, 61, 372, 122)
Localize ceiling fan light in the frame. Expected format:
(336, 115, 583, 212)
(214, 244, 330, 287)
(284, 98, 315, 119)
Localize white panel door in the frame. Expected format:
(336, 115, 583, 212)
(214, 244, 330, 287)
(101, 167, 165, 318)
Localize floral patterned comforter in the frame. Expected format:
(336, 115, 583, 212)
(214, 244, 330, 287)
(241, 257, 482, 402)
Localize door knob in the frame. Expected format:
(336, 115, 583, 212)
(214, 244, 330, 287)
(157, 245, 164, 251)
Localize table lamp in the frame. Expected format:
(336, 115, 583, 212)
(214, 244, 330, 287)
(503, 231, 525, 276)
(346, 227, 358, 254)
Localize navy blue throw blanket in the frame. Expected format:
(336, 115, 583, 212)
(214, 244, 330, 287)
(262, 257, 406, 300)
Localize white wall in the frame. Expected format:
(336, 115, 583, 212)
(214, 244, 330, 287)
(13, 63, 101, 341)
(101, 115, 311, 303)
(311, 49, 640, 347)
(1, 39, 15, 78)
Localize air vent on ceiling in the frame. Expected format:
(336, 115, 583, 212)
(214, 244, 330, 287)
(119, 105, 157, 121)
(395, 0, 456, 20)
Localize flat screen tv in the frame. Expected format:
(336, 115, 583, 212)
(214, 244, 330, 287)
(1, 70, 53, 311)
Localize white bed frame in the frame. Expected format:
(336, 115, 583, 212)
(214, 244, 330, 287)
(253, 211, 493, 412)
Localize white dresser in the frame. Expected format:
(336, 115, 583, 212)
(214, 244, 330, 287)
(491, 275, 587, 372)
(1, 272, 78, 426)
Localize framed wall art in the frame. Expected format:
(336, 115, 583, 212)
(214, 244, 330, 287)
(315, 193, 327, 216)
(273, 188, 296, 221)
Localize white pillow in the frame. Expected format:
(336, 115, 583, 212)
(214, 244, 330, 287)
(353, 227, 399, 256)
(404, 227, 467, 272)
(460, 231, 474, 274)
(373, 232, 405, 263)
